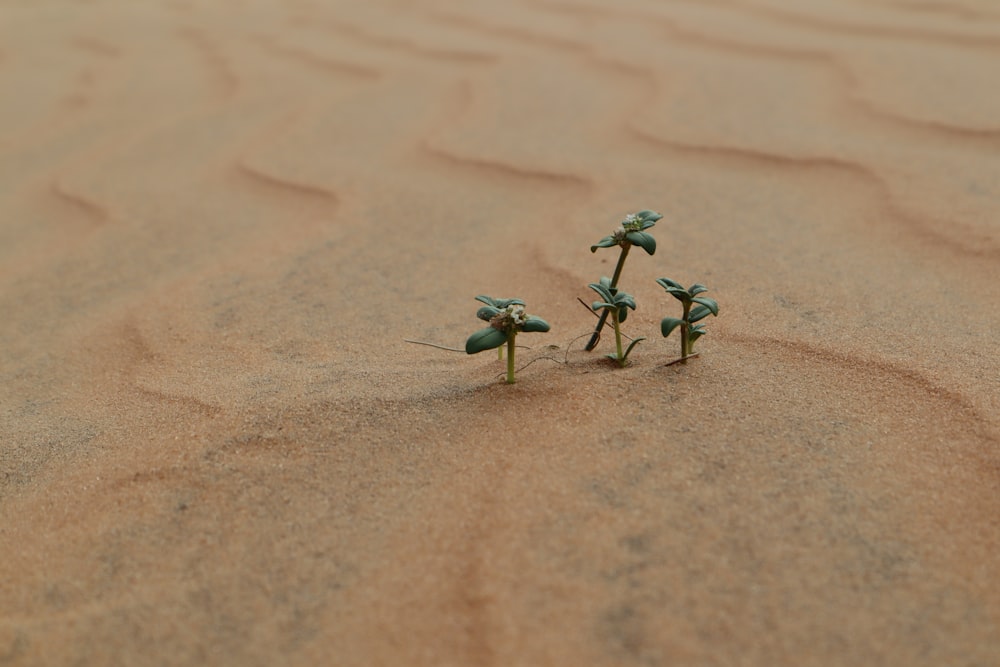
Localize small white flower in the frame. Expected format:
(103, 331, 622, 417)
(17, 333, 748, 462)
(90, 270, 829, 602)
(507, 304, 527, 326)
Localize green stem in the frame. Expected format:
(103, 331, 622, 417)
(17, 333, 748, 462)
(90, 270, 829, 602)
(505, 332, 516, 384)
(613, 310, 625, 367)
(609, 243, 631, 287)
(585, 244, 632, 351)
(498, 344, 504, 360)
(680, 302, 691, 364)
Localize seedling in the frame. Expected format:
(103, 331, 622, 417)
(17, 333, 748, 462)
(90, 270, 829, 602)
(466, 296, 550, 383)
(588, 277, 643, 367)
(656, 278, 719, 363)
(585, 210, 661, 351)
(472, 296, 523, 360)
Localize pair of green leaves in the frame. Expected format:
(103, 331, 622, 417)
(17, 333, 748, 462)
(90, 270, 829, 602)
(466, 295, 551, 355)
(588, 277, 637, 322)
(474, 295, 523, 323)
(656, 278, 719, 340)
(590, 210, 661, 256)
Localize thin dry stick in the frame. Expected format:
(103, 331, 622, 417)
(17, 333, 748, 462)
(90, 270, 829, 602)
(561, 331, 595, 364)
(404, 339, 465, 352)
(577, 297, 602, 319)
(663, 352, 700, 367)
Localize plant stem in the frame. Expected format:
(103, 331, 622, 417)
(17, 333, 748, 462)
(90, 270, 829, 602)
(610, 243, 631, 287)
(506, 332, 516, 383)
(585, 244, 631, 351)
(498, 345, 504, 360)
(680, 302, 690, 364)
(612, 310, 625, 367)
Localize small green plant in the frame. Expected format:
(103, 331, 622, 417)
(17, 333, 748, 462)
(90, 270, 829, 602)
(657, 278, 719, 363)
(466, 296, 550, 383)
(586, 210, 661, 351)
(588, 277, 644, 367)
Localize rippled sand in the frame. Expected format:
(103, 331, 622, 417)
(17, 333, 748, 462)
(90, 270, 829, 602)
(2, 0, 999, 664)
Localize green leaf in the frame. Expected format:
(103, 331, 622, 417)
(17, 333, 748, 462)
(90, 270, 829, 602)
(689, 325, 706, 343)
(474, 296, 523, 308)
(615, 293, 637, 310)
(636, 210, 662, 223)
(688, 284, 708, 296)
(521, 316, 550, 333)
(658, 281, 690, 304)
(476, 306, 501, 321)
(497, 299, 524, 310)
(588, 281, 614, 303)
(669, 293, 688, 304)
(660, 317, 683, 337)
(465, 327, 507, 354)
(618, 306, 628, 323)
(689, 305, 715, 322)
(625, 231, 656, 255)
(592, 300, 615, 311)
(691, 297, 719, 316)
(623, 336, 646, 360)
(590, 236, 617, 252)
(656, 277, 683, 291)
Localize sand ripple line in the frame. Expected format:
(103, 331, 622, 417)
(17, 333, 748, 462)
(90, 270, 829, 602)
(721, 332, 999, 446)
(535, 0, 1000, 139)
(134, 386, 222, 418)
(419, 80, 592, 192)
(106, 323, 222, 416)
(110, 464, 204, 491)
(231, 160, 340, 211)
(313, 17, 498, 64)
(176, 26, 240, 100)
(419, 141, 592, 191)
(733, 0, 1000, 50)
(646, 16, 1000, 141)
(629, 128, 868, 172)
(628, 127, 1000, 261)
(253, 36, 382, 80)
(48, 179, 111, 227)
(866, 0, 1000, 22)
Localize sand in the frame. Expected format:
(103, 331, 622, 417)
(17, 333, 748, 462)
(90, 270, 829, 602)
(2, 0, 999, 664)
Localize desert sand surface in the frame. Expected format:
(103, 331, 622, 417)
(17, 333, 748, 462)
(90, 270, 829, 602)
(2, 0, 999, 665)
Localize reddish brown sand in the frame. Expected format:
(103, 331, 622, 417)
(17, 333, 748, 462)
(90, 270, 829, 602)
(2, 0, 999, 665)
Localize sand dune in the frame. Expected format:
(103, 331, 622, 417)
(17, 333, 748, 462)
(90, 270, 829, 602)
(2, 0, 998, 665)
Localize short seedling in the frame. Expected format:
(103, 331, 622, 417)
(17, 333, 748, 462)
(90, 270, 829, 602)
(472, 296, 522, 360)
(657, 278, 719, 363)
(466, 296, 550, 383)
(586, 210, 661, 351)
(588, 277, 643, 367)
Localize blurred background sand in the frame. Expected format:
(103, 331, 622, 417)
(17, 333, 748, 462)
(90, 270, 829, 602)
(1, 0, 999, 664)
